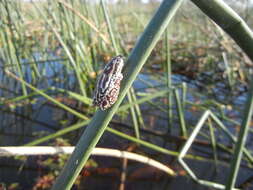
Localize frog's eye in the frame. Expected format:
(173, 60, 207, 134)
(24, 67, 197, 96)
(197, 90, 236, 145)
(116, 56, 124, 63)
(104, 63, 114, 74)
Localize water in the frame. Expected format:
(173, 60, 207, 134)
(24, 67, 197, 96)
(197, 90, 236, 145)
(0, 57, 252, 189)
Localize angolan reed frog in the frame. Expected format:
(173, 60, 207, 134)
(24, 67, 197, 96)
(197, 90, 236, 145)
(93, 55, 124, 110)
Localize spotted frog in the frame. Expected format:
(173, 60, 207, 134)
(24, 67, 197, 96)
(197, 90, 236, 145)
(93, 55, 124, 110)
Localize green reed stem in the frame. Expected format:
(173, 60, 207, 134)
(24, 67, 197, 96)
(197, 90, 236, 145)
(222, 52, 234, 89)
(100, 0, 141, 138)
(209, 112, 253, 165)
(25, 88, 171, 146)
(5, 70, 89, 121)
(100, 0, 118, 54)
(191, 0, 253, 62)
(181, 82, 187, 109)
(130, 87, 146, 129)
(127, 91, 140, 139)
(178, 110, 240, 190)
(207, 118, 218, 168)
(165, 27, 173, 131)
(174, 88, 187, 137)
(32, 2, 86, 96)
(225, 80, 253, 190)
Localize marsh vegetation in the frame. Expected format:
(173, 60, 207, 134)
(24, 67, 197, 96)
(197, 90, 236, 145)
(0, 0, 253, 189)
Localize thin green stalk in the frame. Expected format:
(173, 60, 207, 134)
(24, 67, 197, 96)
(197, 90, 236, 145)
(130, 87, 146, 129)
(178, 110, 240, 190)
(100, 0, 141, 138)
(100, 0, 118, 54)
(5, 70, 89, 121)
(174, 89, 187, 137)
(2, 25, 27, 96)
(127, 91, 140, 139)
(51, 1, 185, 189)
(191, 0, 253, 62)
(3, 0, 27, 95)
(210, 112, 253, 165)
(25, 121, 211, 164)
(32, 2, 86, 96)
(222, 52, 234, 89)
(25, 120, 90, 146)
(147, 100, 168, 113)
(1, 58, 68, 68)
(30, 54, 41, 79)
(25, 88, 171, 146)
(178, 111, 211, 181)
(165, 27, 173, 131)
(56, 88, 92, 106)
(225, 80, 253, 190)
(0, 88, 52, 106)
(181, 82, 187, 109)
(107, 126, 207, 162)
(207, 118, 218, 168)
(119, 88, 172, 111)
(57, 0, 110, 45)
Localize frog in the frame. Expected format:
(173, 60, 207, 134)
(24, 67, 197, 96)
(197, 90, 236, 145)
(93, 55, 124, 110)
